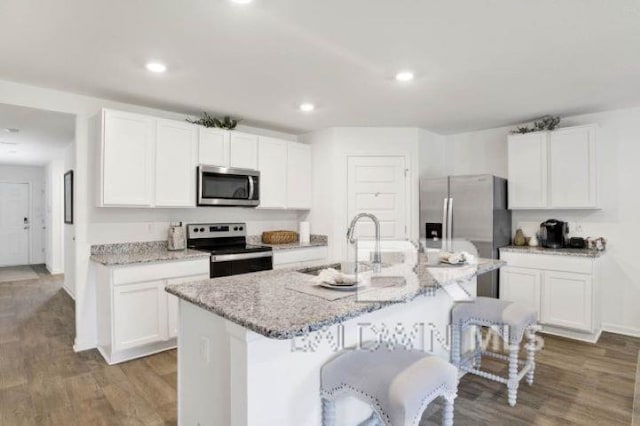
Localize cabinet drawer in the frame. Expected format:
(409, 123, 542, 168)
(273, 246, 328, 266)
(112, 258, 210, 285)
(500, 252, 593, 274)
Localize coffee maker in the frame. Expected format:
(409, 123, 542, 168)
(539, 219, 569, 249)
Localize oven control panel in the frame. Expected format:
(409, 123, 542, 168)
(187, 223, 246, 239)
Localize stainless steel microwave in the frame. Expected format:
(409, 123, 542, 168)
(197, 165, 260, 207)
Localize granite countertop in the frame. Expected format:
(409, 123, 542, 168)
(90, 241, 210, 266)
(246, 234, 327, 251)
(166, 258, 504, 340)
(500, 245, 604, 258)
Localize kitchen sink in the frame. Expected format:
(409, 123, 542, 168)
(296, 262, 381, 276)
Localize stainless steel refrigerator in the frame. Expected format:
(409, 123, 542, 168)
(419, 175, 511, 298)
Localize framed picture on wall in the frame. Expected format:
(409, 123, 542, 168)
(64, 170, 73, 224)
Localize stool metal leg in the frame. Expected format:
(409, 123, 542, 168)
(507, 344, 520, 407)
(442, 394, 455, 426)
(321, 397, 336, 426)
(526, 328, 536, 386)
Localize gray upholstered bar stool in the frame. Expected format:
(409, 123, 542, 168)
(320, 347, 458, 426)
(450, 297, 538, 407)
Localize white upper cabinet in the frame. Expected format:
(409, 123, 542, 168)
(99, 109, 309, 210)
(155, 119, 198, 207)
(257, 137, 288, 209)
(229, 132, 259, 170)
(101, 109, 155, 206)
(286, 142, 312, 209)
(508, 132, 548, 209)
(508, 125, 598, 210)
(198, 127, 229, 167)
(549, 126, 597, 209)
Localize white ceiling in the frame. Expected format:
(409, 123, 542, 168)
(0, 103, 74, 166)
(0, 0, 639, 134)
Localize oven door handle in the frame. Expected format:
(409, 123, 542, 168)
(211, 251, 272, 262)
(248, 176, 255, 200)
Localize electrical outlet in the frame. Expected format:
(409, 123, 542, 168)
(575, 224, 583, 234)
(200, 336, 210, 364)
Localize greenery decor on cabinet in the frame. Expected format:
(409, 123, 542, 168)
(511, 115, 561, 134)
(186, 112, 240, 130)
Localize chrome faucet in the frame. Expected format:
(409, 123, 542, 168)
(346, 213, 382, 272)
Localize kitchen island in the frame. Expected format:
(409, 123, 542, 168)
(167, 259, 504, 426)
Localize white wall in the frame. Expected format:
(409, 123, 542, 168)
(302, 127, 422, 262)
(45, 157, 65, 274)
(63, 144, 75, 298)
(0, 164, 45, 264)
(418, 128, 446, 179)
(444, 126, 510, 178)
(443, 106, 640, 336)
(0, 78, 303, 352)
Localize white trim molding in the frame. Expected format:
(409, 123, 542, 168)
(602, 323, 640, 338)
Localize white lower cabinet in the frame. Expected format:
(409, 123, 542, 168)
(113, 280, 167, 351)
(499, 252, 601, 342)
(96, 258, 209, 364)
(166, 275, 209, 338)
(500, 266, 541, 315)
(541, 271, 593, 332)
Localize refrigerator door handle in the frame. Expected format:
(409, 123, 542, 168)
(442, 198, 448, 245)
(447, 197, 453, 250)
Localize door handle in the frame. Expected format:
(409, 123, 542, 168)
(447, 197, 453, 251)
(248, 176, 255, 200)
(442, 198, 448, 244)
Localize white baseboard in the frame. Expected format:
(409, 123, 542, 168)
(73, 338, 96, 353)
(602, 323, 640, 338)
(62, 284, 75, 300)
(539, 326, 602, 344)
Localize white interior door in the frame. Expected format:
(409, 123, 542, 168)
(0, 183, 30, 266)
(347, 156, 407, 241)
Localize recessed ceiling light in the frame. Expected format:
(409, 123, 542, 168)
(395, 71, 415, 82)
(230, 0, 253, 4)
(3, 128, 19, 133)
(299, 103, 315, 112)
(145, 62, 167, 73)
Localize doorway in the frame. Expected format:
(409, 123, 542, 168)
(0, 182, 30, 266)
(347, 156, 409, 240)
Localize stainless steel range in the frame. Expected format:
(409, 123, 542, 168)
(186, 223, 273, 278)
